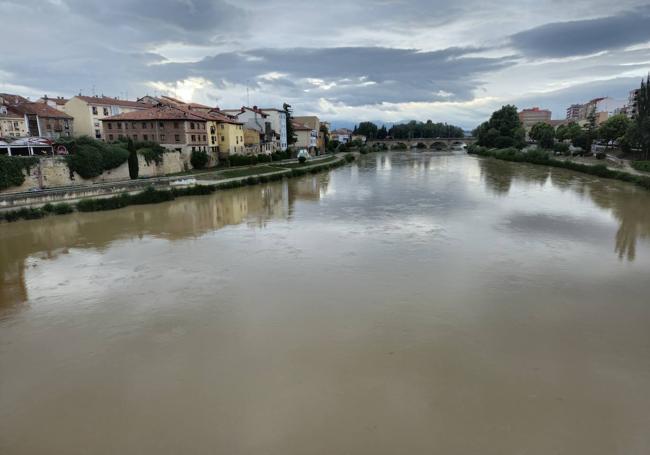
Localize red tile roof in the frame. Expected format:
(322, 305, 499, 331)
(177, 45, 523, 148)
(0, 93, 29, 105)
(12, 102, 72, 119)
(74, 95, 149, 109)
(159, 95, 213, 110)
(103, 104, 208, 121)
(292, 121, 312, 131)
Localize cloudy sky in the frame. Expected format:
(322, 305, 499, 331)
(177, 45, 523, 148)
(2, 0, 650, 128)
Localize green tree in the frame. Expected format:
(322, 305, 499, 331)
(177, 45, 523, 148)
(283, 103, 297, 145)
(190, 150, 209, 169)
(529, 122, 555, 149)
(475, 105, 525, 149)
(598, 114, 630, 150)
(624, 75, 650, 159)
(377, 125, 388, 139)
(319, 123, 329, 149)
(356, 122, 379, 139)
(127, 138, 139, 179)
(556, 122, 582, 142)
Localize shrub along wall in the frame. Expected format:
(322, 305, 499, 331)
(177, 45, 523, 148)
(0, 156, 39, 191)
(1, 156, 349, 223)
(468, 145, 650, 191)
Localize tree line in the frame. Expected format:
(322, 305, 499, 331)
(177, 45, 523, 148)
(474, 75, 650, 160)
(352, 120, 465, 140)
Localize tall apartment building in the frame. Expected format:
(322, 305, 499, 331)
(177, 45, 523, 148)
(566, 104, 583, 121)
(518, 107, 552, 129)
(65, 95, 150, 140)
(627, 89, 640, 119)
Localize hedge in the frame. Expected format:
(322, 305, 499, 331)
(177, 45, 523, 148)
(468, 145, 650, 191)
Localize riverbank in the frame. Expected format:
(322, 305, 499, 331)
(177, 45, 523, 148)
(1, 153, 354, 223)
(468, 146, 650, 191)
(0, 154, 345, 211)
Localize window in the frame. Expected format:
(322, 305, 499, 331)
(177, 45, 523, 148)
(142, 122, 147, 129)
(173, 122, 179, 129)
(117, 122, 122, 129)
(190, 122, 195, 130)
(133, 134, 138, 140)
(192, 147, 195, 152)
(191, 135, 196, 142)
(220, 124, 224, 130)
(210, 126, 216, 134)
(150, 122, 154, 129)
(158, 122, 164, 128)
(132, 122, 137, 129)
(108, 123, 113, 129)
(211, 136, 216, 143)
(221, 136, 225, 141)
(160, 134, 165, 141)
(203, 135, 206, 141)
(236, 136, 239, 144)
(108, 134, 114, 141)
(103, 107, 109, 116)
(95, 129, 101, 139)
(92, 106, 98, 115)
(64, 120, 70, 129)
(143, 134, 148, 141)
(124, 123, 129, 129)
(175, 134, 180, 142)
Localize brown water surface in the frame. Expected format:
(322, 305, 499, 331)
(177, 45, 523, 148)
(1, 152, 650, 454)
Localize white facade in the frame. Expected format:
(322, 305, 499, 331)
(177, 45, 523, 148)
(260, 109, 287, 151)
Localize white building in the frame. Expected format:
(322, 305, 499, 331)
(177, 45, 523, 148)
(222, 106, 288, 151)
(65, 95, 150, 140)
(260, 108, 288, 151)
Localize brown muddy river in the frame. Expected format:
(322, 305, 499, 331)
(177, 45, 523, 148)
(1, 152, 650, 454)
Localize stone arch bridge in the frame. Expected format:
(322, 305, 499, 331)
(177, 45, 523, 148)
(367, 137, 476, 150)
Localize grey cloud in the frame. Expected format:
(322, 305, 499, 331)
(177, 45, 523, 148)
(174, 47, 516, 106)
(511, 7, 650, 58)
(65, 0, 247, 42)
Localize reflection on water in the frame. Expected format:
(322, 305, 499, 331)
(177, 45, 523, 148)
(0, 175, 329, 309)
(1, 153, 650, 455)
(477, 158, 650, 260)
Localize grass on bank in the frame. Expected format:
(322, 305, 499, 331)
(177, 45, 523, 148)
(209, 165, 284, 180)
(630, 161, 650, 173)
(468, 145, 650, 191)
(272, 155, 339, 169)
(1, 155, 352, 223)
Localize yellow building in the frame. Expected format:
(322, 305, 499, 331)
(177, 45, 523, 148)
(294, 115, 322, 150)
(65, 95, 149, 140)
(0, 106, 28, 138)
(205, 109, 244, 157)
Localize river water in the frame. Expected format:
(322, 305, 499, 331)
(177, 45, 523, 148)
(1, 152, 649, 454)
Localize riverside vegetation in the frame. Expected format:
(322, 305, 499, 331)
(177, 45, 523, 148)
(1, 153, 355, 223)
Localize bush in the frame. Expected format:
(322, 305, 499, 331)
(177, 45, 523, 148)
(553, 142, 570, 156)
(631, 161, 650, 173)
(467, 145, 650, 192)
(256, 154, 272, 163)
(298, 156, 307, 164)
(190, 150, 209, 169)
(344, 153, 355, 163)
(229, 154, 258, 166)
(64, 137, 129, 179)
(0, 156, 39, 190)
(595, 152, 606, 160)
(138, 143, 166, 165)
